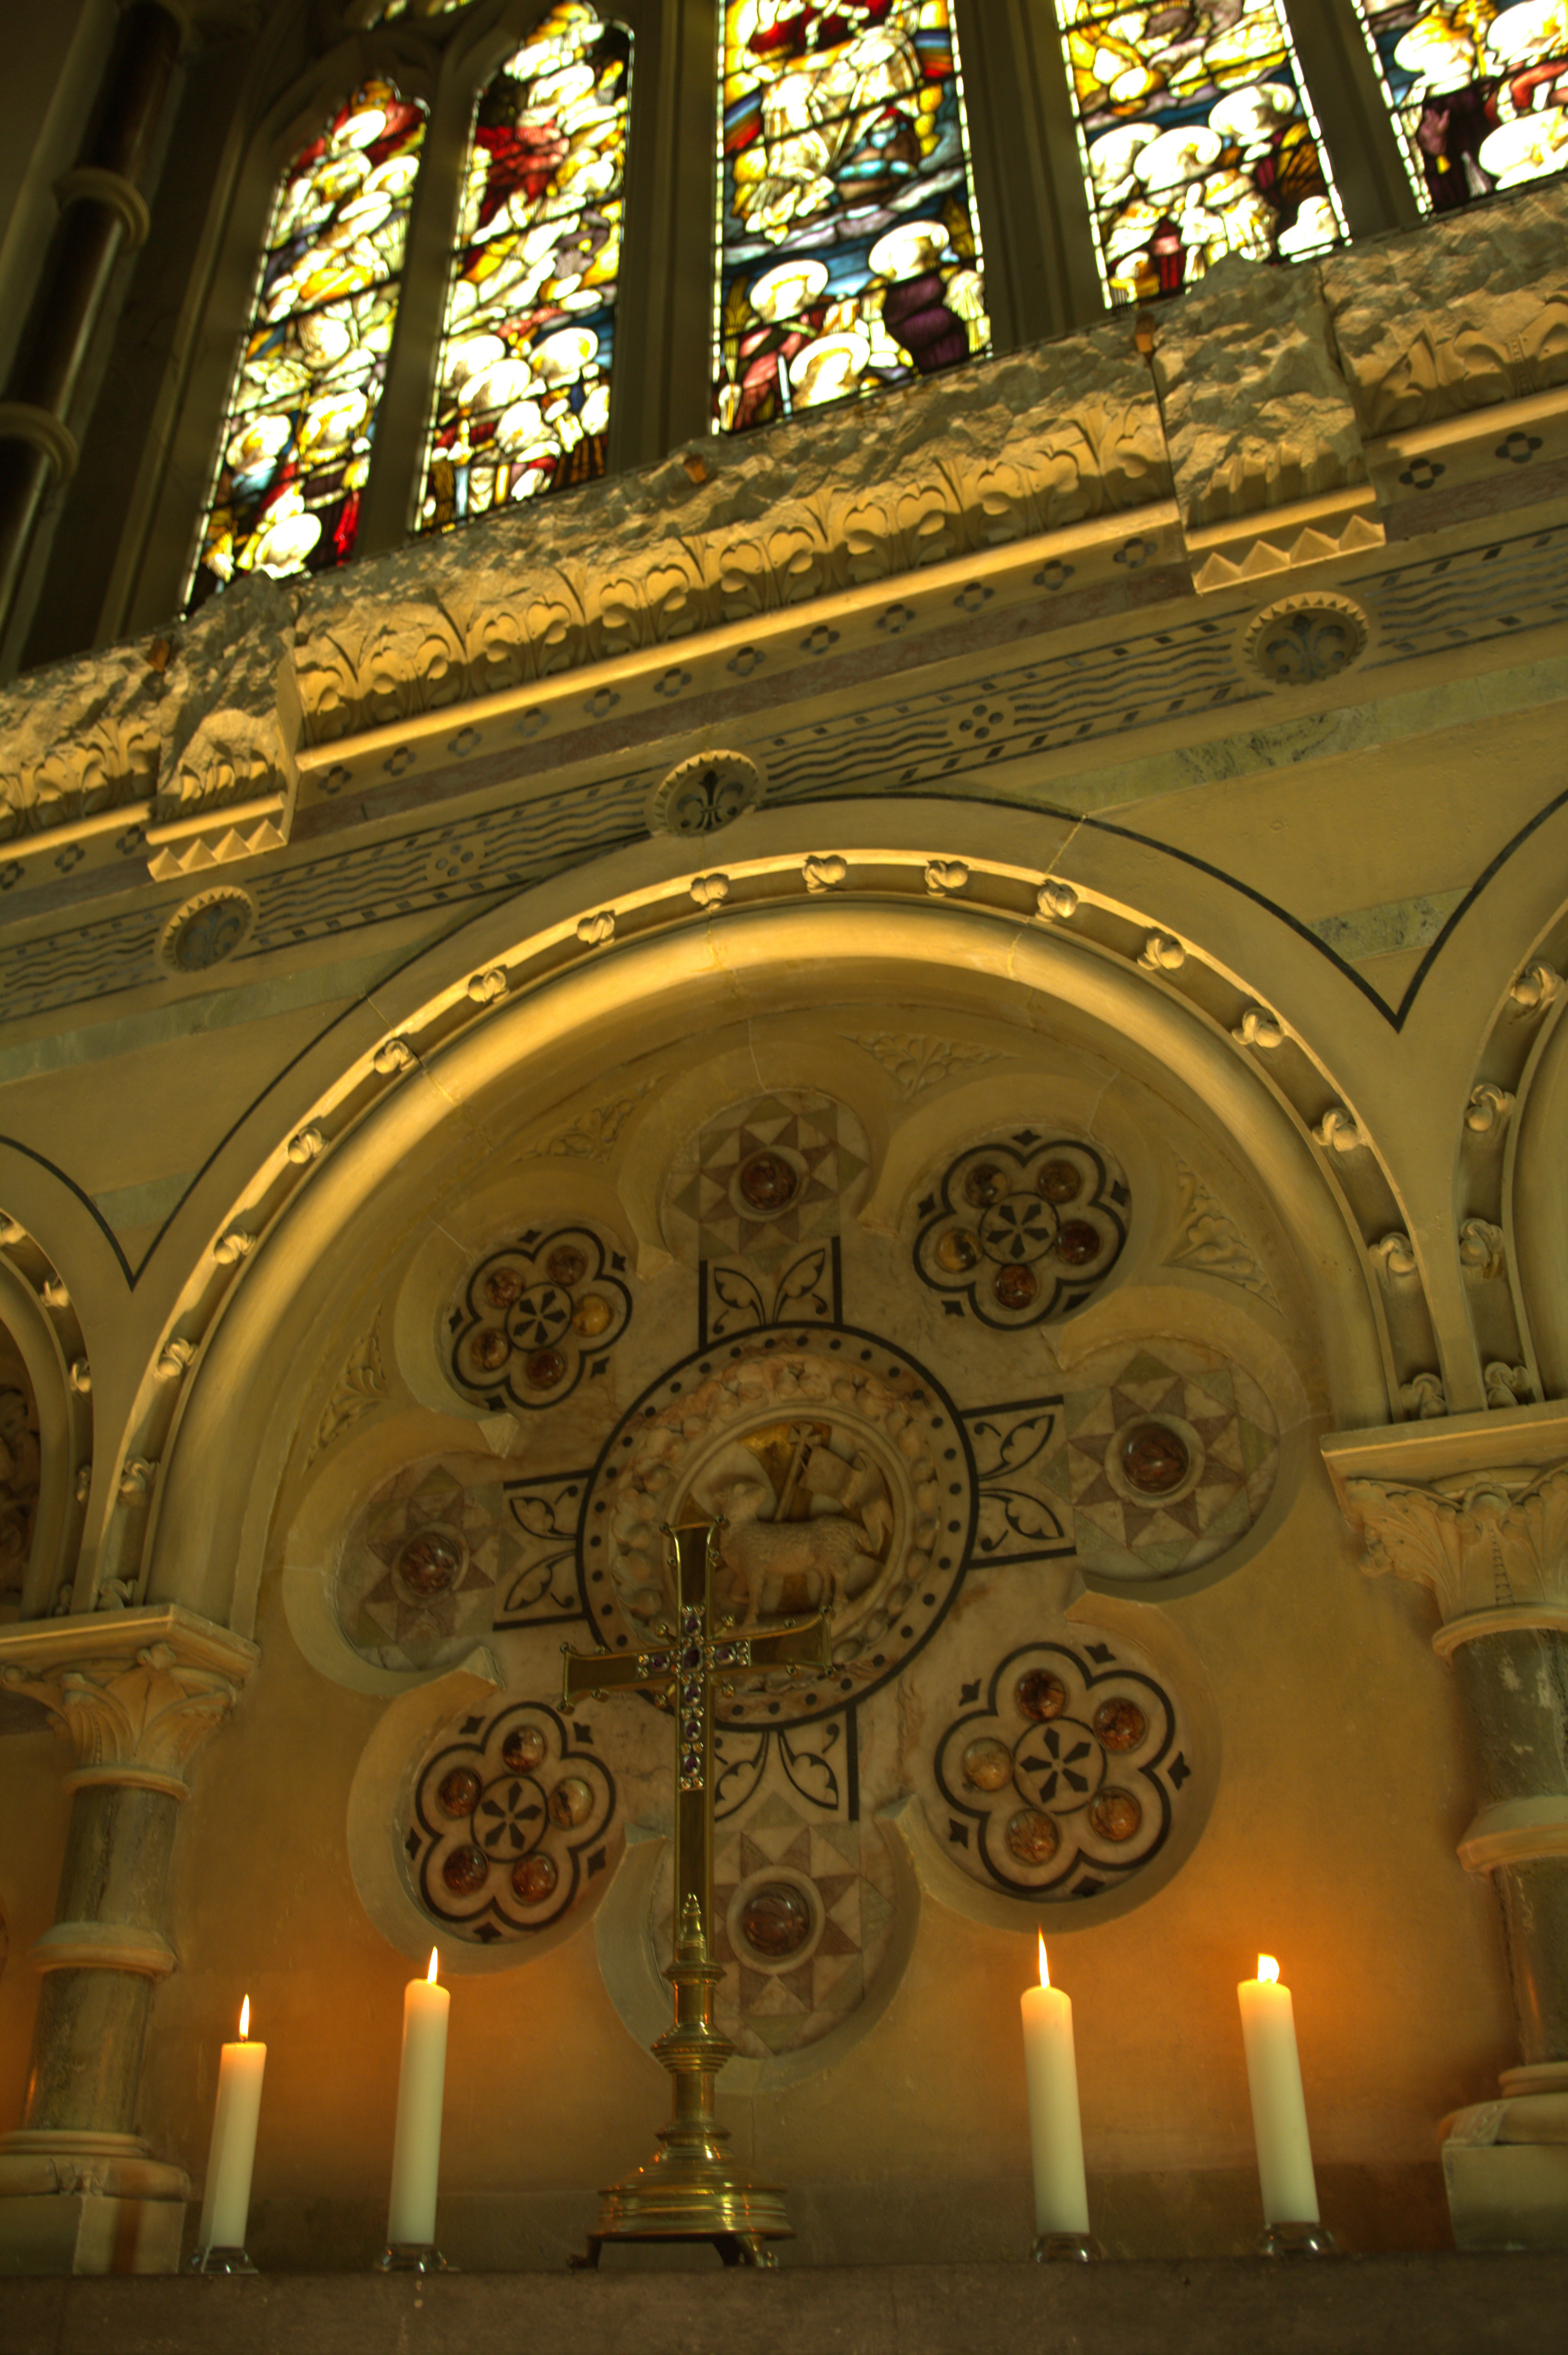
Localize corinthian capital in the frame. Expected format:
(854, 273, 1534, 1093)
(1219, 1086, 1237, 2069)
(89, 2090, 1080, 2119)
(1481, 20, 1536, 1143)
(0, 1604, 258, 1796)
(1343, 1462, 1568, 1630)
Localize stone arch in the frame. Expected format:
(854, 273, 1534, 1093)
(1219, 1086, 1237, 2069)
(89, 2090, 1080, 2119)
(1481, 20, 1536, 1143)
(138, 816, 1390, 1640)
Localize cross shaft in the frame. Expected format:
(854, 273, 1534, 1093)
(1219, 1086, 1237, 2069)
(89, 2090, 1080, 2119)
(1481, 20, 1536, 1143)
(560, 1517, 831, 2266)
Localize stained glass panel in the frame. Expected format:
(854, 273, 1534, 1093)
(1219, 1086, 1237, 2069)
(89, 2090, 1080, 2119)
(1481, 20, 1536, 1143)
(713, 2, 990, 436)
(188, 80, 427, 610)
(1352, 2, 1568, 213)
(1052, 3, 1348, 306)
(417, 5, 630, 535)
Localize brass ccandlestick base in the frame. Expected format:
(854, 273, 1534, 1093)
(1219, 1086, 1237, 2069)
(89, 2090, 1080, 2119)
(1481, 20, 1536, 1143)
(1257, 2220, 1340, 2256)
(571, 1896, 791, 2269)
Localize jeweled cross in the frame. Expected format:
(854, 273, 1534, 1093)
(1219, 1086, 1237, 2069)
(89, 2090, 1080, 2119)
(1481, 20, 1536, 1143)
(560, 1517, 831, 2265)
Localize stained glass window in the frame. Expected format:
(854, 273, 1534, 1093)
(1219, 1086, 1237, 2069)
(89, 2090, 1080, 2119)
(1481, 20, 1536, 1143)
(417, 5, 629, 534)
(714, 2, 989, 436)
(1052, 4, 1348, 307)
(1351, 2, 1568, 214)
(187, 81, 427, 610)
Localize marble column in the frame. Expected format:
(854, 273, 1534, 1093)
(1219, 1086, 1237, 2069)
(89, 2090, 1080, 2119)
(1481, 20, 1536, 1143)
(1325, 1411, 1568, 2251)
(0, 1605, 258, 2275)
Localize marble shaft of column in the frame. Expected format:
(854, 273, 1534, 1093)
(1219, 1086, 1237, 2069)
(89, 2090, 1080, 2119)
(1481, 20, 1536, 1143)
(0, 1, 182, 635)
(23, 1782, 180, 2138)
(1453, 1625, 1568, 2069)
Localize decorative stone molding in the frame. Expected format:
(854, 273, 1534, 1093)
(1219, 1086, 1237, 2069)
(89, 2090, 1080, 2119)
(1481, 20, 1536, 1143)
(1466, 1084, 1516, 1136)
(1399, 1373, 1448, 1421)
(1340, 1461, 1568, 1631)
(649, 750, 763, 838)
(1036, 881, 1076, 922)
(1312, 1105, 1365, 1153)
(292, 328, 1170, 748)
(1137, 930, 1185, 973)
(1511, 962, 1563, 1018)
(1231, 1005, 1284, 1050)
(1371, 1232, 1418, 1287)
(156, 885, 255, 973)
(0, 1606, 258, 1797)
(1238, 589, 1372, 682)
(1459, 1218, 1506, 1282)
(1325, 188, 1568, 436)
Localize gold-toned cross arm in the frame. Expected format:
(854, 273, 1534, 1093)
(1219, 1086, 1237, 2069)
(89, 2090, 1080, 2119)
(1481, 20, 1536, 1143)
(560, 1642, 674, 1708)
(722, 1613, 834, 1680)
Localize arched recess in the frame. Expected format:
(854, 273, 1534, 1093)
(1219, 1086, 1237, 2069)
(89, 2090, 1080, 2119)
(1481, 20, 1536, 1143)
(139, 846, 1389, 1640)
(0, 1145, 114, 1617)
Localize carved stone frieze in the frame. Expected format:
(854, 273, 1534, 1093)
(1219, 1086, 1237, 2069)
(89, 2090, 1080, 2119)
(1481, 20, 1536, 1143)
(1324, 187, 1568, 436)
(289, 325, 1169, 746)
(1346, 1461, 1568, 1627)
(1153, 259, 1367, 529)
(0, 1606, 258, 1795)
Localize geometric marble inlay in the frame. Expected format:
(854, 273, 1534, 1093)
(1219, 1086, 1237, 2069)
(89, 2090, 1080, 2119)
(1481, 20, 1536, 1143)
(1062, 1340, 1279, 1581)
(340, 1460, 522, 1671)
(670, 1091, 868, 1269)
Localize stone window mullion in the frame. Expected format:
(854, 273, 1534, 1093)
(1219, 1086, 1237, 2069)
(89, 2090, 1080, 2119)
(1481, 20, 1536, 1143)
(957, 0, 1105, 347)
(1282, 0, 1424, 241)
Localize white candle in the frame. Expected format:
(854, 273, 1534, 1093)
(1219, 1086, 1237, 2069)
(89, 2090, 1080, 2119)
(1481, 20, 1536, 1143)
(386, 1948, 450, 2249)
(196, 1996, 267, 2255)
(1019, 1936, 1090, 2237)
(1238, 1954, 1319, 2224)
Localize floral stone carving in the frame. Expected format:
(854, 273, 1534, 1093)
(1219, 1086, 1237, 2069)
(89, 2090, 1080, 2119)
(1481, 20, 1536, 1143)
(913, 1131, 1128, 1327)
(1241, 593, 1370, 687)
(449, 1224, 631, 1411)
(1347, 1462, 1568, 1627)
(647, 750, 763, 837)
(157, 887, 256, 974)
(581, 1326, 973, 1717)
(934, 1637, 1188, 1902)
(408, 1699, 617, 1942)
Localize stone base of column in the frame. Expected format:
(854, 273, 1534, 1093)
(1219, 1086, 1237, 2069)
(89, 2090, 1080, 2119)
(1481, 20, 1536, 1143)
(0, 2132, 188, 2275)
(1442, 2093, 1568, 2251)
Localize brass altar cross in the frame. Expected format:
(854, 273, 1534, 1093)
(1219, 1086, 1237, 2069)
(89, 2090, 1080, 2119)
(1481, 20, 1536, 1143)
(561, 1517, 832, 2268)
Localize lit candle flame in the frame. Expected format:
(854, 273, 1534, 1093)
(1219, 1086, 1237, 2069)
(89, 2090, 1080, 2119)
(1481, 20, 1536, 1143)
(1037, 1933, 1050, 1991)
(1257, 1954, 1279, 1985)
(426, 1947, 440, 1985)
(239, 1995, 250, 2039)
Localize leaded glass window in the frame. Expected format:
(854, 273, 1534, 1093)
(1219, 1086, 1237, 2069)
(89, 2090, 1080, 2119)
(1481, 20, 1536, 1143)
(1351, 2, 1568, 213)
(1052, 4, 1348, 306)
(417, 5, 630, 535)
(713, 2, 990, 436)
(187, 80, 427, 610)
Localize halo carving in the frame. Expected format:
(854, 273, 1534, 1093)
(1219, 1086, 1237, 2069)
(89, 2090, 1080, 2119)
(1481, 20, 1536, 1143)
(581, 1326, 976, 1722)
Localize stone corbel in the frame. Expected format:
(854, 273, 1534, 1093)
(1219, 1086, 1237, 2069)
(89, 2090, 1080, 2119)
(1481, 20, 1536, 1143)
(0, 1603, 259, 1796)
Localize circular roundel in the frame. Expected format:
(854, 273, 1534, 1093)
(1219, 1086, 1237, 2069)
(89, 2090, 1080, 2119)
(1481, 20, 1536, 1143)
(914, 1132, 1128, 1328)
(158, 886, 256, 975)
(580, 1324, 978, 1726)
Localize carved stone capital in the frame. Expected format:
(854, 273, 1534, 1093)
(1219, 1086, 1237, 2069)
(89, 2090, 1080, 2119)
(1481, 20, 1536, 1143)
(1324, 1406, 1568, 1639)
(1343, 1463, 1568, 1631)
(0, 1604, 258, 1796)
